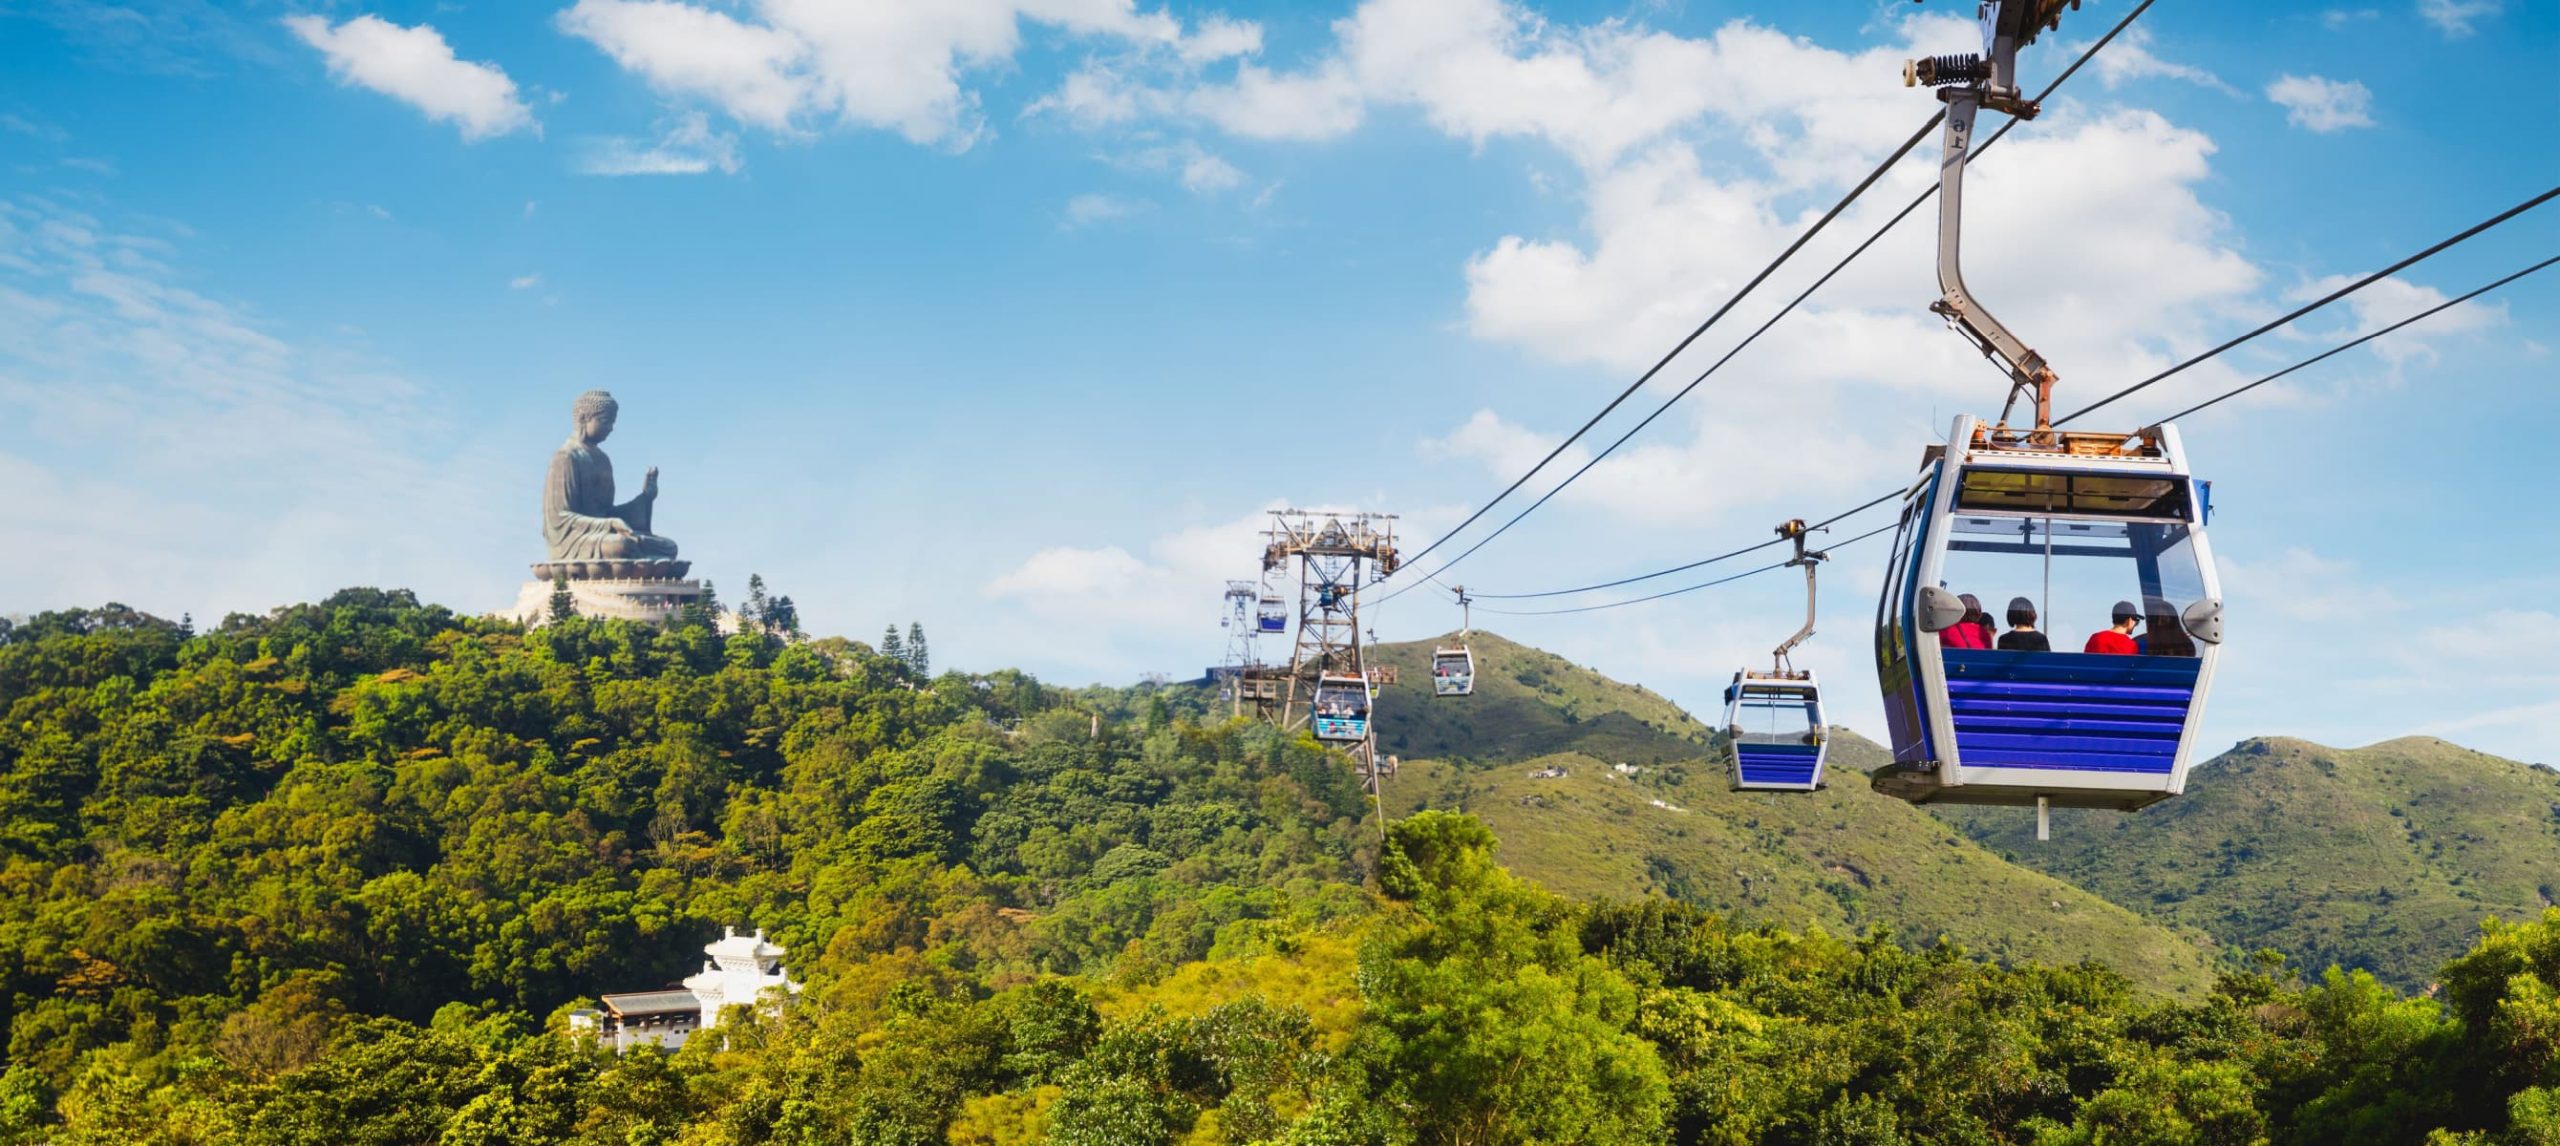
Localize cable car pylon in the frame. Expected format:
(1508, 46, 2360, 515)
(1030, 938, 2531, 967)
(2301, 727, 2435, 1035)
(1877, 0, 2224, 831)
(1725, 521, 1831, 792)
(1264, 510, 1400, 792)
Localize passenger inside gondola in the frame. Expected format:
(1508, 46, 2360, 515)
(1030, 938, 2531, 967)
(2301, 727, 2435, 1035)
(1941, 593, 1995, 649)
(1997, 597, 2049, 651)
(2138, 597, 2198, 657)
(2083, 601, 2140, 654)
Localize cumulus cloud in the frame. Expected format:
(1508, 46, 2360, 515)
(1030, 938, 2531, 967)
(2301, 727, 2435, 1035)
(557, 0, 1250, 148)
(984, 509, 1278, 673)
(2266, 74, 2375, 133)
(578, 113, 743, 175)
(2417, 0, 2501, 38)
(2081, 28, 2238, 94)
(284, 15, 535, 141)
(1063, 193, 1149, 228)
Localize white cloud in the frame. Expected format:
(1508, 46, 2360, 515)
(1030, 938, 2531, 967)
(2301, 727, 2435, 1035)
(284, 15, 535, 141)
(2081, 28, 2237, 94)
(1189, 62, 1367, 141)
(2418, 0, 2501, 38)
(1063, 192, 1148, 228)
(2266, 74, 2375, 133)
(509, 273, 542, 290)
(2288, 272, 2504, 369)
(2321, 9, 2381, 31)
(0, 196, 513, 619)
(984, 509, 1277, 672)
(1180, 151, 1245, 193)
(1178, 15, 1263, 65)
(578, 112, 742, 175)
(555, 0, 810, 132)
(558, 0, 1221, 148)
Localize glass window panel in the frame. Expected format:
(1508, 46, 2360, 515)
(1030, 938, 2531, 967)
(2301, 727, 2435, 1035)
(1732, 691, 1820, 744)
(1931, 514, 2208, 657)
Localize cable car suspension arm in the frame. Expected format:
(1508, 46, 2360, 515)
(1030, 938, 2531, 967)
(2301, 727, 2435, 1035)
(1771, 519, 1830, 675)
(1909, 0, 2072, 435)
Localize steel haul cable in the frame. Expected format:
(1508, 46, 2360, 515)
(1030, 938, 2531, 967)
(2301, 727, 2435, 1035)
(1382, 0, 2162, 603)
(1452, 247, 2560, 608)
(1471, 520, 1900, 617)
(1387, 113, 1946, 578)
(2057, 184, 2560, 424)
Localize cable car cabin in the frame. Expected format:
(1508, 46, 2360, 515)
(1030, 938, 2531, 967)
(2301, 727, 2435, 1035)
(1430, 646, 1475, 697)
(1256, 597, 1288, 634)
(1310, 674, 1373, 743)
(1872, 415, 2223, 811)
(1725, 670, 1827, 791)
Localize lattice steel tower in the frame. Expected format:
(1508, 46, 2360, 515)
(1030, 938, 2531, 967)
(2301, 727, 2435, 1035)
(1263, 509, 1400, 787)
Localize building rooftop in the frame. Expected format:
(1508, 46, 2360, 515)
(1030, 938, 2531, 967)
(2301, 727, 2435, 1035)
(600, 990, 700, 1017)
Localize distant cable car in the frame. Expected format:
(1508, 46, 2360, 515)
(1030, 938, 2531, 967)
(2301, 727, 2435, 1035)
(1310, 673, 1372, 743)
(1728, 521, 1831, 792)
(1256, 595, 1288, 634)
(1432, 586, 1476, 698)
(1871, 415, 2223, 819)
(1725, 672, 1827, 792)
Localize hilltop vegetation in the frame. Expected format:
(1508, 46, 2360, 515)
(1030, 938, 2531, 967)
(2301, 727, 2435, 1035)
(10, 597, 2560, 1142)
(1940, 735, 2560, 988)
(1366, 633, 2220, 995)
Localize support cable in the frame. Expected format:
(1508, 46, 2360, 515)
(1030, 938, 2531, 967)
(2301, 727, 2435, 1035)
(1473, 487, 1902, 601)
(1472, 520, 1898, 618)
(1416, 240, 2551, 622)
(1385, 0, 2157, 600)
(2058, 184, 2560, 424)
(1388, 111, 1948, 578)
(2155, 251, 2560, 423)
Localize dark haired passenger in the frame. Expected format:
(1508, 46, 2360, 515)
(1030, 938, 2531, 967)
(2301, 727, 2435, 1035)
(2085, 601, 2141, 654)
(2138, 597, 2198, 657)
(1997, 597, 2050, 652)
(1942, 592, 1991, 650)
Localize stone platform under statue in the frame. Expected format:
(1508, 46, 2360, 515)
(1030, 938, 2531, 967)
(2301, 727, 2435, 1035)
(511, 563, 703, 625)
(511, 390, 705, 627)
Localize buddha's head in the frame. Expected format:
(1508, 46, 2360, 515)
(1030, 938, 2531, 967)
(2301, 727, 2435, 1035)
(573, 389, 619, 444)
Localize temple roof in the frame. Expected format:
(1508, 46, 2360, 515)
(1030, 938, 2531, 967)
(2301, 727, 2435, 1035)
(599, 990, 701, 1017)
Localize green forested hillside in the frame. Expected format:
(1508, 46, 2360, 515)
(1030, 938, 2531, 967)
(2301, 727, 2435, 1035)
(1937, 735, 2560, 988)
(12, 598, 2560, 1143)
(1366, 634, 2221, 995)
(1365, 632, 1715, 767)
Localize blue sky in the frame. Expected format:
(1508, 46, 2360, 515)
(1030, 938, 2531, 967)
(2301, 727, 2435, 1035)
(2, 0, 2554, 764)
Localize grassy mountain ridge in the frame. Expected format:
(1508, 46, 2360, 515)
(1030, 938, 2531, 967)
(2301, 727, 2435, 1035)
(1936, 734, 2560, 987)
(1364, 632, 2224, 994)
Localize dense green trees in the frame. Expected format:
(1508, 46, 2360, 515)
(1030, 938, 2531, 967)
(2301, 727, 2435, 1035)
(6, 592, 2560, 1142)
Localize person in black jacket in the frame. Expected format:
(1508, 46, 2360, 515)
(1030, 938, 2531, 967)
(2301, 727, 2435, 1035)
(1997, 597, 2051, 652)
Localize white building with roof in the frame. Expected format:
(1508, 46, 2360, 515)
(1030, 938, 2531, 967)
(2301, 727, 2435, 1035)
(569, 926, 799, 1052)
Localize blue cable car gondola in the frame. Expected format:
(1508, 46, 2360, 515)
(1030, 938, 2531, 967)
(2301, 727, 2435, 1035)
(1871, 415, 2223, 814)
(1728, 520, 1831, 792)
(1256, 595, 1288, 634)
(1431, 587, 1476, 698)
(1310, 673, 1372, 743)
(1871, 3, 2224, 834)
(1725, 672, 1827, 791)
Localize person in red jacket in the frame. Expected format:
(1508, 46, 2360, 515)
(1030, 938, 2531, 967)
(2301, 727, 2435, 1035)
(1941, 592, 1992, 649)
(2084, 601, 2141, 655)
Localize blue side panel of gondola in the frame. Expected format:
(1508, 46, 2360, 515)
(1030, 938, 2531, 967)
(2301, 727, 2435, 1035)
(1257, 617, 1288, 633)
(1312, 716, 1367, 742)
(1941, 649, 2200, 774)
(1734, 741, 1822, 789)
